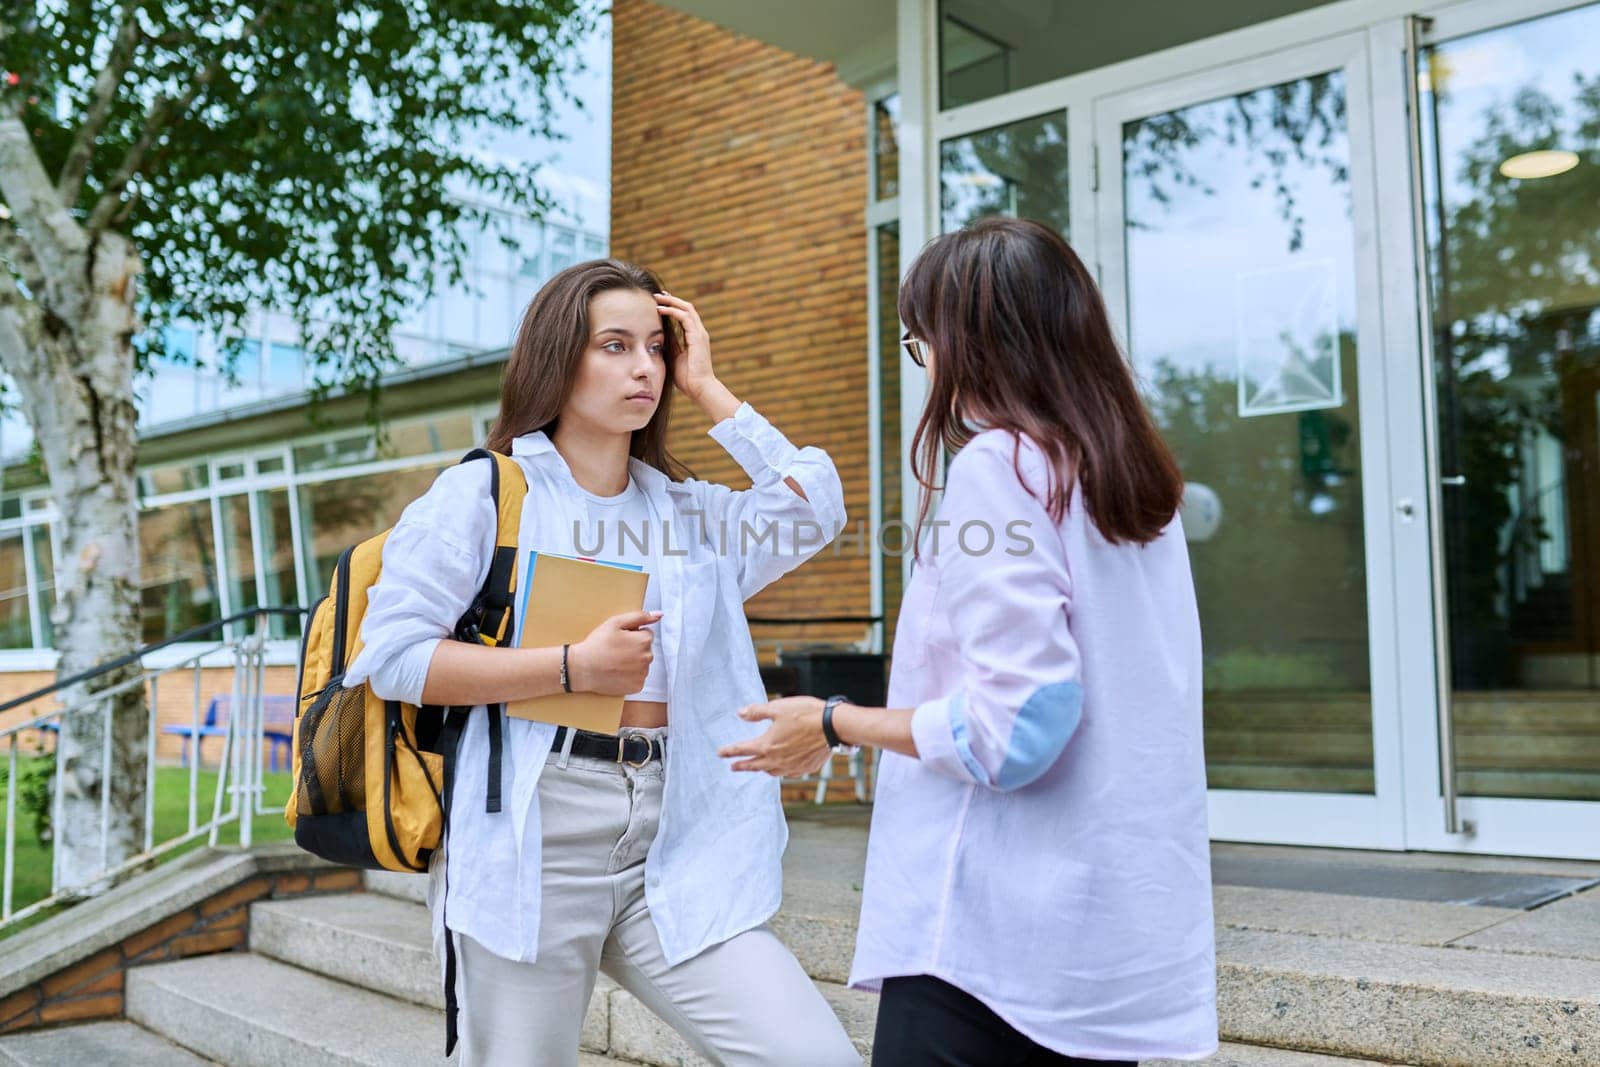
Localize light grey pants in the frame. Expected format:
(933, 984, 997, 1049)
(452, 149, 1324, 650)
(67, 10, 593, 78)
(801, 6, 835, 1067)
(456, 730, 860, 1067)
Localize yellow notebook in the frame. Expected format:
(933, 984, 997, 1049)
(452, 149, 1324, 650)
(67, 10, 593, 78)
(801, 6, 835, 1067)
(506, 551, 650, 733)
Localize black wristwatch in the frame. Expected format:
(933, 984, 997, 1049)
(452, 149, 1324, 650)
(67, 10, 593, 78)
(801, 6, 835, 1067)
(821, 694, 858, 754)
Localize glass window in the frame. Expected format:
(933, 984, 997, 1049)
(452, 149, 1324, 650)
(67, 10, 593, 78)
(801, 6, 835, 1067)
(0, 495, 20, 521)
(582, 235, 607, 259)
(30, 523, 54, 648)
(873, 95, 901, 201)
(940, 112, 1069, 235)
(220, 494, 259, 633)
(139, 499, 222, 643)
(297, 464, 449, 596)
(140, 462, 210, 498)
(293, 432, 379, 474)
(1419, 3, 1600, 801)
(163, 325, 198, 364)
(0, 530, 30, 649)
(256, 488, 301, 639)
(257, 455, 286, 475)
(1121, 69, 1371, 793)
(937, 0, 1341, 110)
(266, 342, 304, 390)
(547, 228, 577, 275)
(218, 461, 247, 481)
(381, 411, 474, 459)
(233, 339, 261, 385)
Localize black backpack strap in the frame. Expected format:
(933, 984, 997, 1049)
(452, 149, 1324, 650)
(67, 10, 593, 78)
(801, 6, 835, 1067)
(453, 449, 521, 815)
(437, 706, 468, 1056)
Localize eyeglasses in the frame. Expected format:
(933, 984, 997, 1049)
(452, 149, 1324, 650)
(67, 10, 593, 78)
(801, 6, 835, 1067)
(901, 332, 929, 368)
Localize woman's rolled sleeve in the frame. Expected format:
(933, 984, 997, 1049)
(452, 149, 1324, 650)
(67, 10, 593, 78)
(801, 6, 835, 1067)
(699, 402, 847, 599)
(343, 462, 496, 704)
(909, 434, 1084, 792)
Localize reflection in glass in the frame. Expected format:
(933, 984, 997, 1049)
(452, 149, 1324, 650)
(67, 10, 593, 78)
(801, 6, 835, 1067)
(941, 12, 1009, 109)
(1420, 3, 1600, 801)
(936, 0, 1344, 110)
(297, 465, 448, 596)
(0, 530, 30, 649)
(140, 500, 221, 644)
(873, 95, 901, 202)
(221, 495, 259, 639)
(30, 524, 54, 647)
(1123, 70, 1373, 793)
(258, 489, 301, 639)
(940, 112, 1068, 236)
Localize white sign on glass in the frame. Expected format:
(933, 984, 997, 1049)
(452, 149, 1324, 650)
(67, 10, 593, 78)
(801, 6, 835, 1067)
(1235, 258, 1342, 418)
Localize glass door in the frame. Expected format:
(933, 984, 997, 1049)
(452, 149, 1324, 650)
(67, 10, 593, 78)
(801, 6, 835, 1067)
(1096, 34, 1406, 848)
(1396, 0, 1600, 858)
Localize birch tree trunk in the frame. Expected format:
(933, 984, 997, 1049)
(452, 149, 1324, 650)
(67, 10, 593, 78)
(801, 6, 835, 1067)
(0, 116, 147, 896)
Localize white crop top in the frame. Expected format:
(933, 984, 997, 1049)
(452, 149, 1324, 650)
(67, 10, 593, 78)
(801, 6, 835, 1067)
(566, 475, 668, 703)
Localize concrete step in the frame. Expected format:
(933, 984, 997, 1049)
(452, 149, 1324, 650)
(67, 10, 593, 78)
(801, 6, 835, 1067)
(260, 885, 1600, 1066)
(0, 1019, 216, 1066)
(251, 893, 615, 1051)
(1218, 926, 1600, 1066)
(362, 868, 425, 905)
(124, 952, 443, 1066)
(1149, 1048, 1413, 1066)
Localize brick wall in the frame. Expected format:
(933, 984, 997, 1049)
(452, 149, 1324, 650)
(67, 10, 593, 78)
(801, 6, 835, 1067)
(611, 0, 874, 655)
(0, 867, 359, 1033)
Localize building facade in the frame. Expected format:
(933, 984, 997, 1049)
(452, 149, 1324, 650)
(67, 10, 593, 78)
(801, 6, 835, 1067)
(641, 0, 1600, 859)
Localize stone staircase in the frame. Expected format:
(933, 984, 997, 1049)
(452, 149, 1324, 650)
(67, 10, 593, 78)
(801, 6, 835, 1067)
(6, 814, 1600, 1065)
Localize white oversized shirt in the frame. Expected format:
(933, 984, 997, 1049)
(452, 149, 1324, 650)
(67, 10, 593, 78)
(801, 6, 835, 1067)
(343, 403, 846, 967)
(849, 429, 1218, 1061)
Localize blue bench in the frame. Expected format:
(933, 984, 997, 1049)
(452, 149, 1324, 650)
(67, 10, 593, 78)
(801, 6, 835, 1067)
(163, 693, 297, 772)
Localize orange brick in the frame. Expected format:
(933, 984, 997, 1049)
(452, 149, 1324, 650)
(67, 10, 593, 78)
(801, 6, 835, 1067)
(199, 877, 271, 918)
(273, 872, 311, 895)
(39, 992, 122, 1026)
(65, 970, 123, 998)
(0, 987, 40, 1028)
(167, 927, 245, 958)
(311, 869, 361, 892)
(40, 948, 120, 999)
(121, 909, 199, 960)
(206, 907, 249, 932)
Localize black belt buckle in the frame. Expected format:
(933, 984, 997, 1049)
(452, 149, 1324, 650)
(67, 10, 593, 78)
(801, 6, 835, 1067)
(617, 730, 654, 768)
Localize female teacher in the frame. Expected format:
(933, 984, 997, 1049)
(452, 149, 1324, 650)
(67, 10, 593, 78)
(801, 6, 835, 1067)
(720, 217, 1218, 1065)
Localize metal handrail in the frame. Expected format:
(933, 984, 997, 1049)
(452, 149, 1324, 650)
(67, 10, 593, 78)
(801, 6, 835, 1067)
(0, 606, 305, 929)
(0, 606, 305, 718)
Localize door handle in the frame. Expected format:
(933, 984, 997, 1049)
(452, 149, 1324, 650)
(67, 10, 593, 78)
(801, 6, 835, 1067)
(1441, 475, 1466, 487)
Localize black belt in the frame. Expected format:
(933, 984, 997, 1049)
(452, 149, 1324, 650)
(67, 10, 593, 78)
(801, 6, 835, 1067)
(551, 726, 665, 767)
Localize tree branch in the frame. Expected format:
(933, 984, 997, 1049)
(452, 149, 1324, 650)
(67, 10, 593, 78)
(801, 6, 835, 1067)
(0, 218, 47, 297)
(85, 1, 281, 241)
(57, 0, 146, 211)
(0, 114, 87, 293)
(0, 261, 46, 384)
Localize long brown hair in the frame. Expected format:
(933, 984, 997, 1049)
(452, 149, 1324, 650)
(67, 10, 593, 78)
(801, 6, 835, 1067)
(485, 258, 693, 480)
(900, 216, 1184, 547)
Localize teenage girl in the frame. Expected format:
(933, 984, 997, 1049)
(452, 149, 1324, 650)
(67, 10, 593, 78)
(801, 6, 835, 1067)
(723, 217, 1219, 1065)
(346, 260, 861, 1066)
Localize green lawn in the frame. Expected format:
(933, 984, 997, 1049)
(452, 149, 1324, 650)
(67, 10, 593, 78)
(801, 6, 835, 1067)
(0, 759, 295, 935)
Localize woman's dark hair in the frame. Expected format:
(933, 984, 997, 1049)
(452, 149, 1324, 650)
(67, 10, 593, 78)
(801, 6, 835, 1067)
(485, 258, 693, 480)
(899, 216, 1184, 547)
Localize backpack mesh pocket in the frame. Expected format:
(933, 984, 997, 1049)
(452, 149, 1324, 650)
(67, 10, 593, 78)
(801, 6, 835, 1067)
(296, 681, 368, 818)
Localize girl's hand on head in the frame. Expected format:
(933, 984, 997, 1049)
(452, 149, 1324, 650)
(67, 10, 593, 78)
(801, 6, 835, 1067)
(655, 291, 716, 400)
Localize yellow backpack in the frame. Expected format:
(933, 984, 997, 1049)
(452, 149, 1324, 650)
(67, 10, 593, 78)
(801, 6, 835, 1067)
(285, 448, 525, 872)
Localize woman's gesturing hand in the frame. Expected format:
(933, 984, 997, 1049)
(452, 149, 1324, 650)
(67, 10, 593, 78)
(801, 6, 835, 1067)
(718, 696, 834, 777)
(656, 291, 716, 401)
(570, 610, 662, 695)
